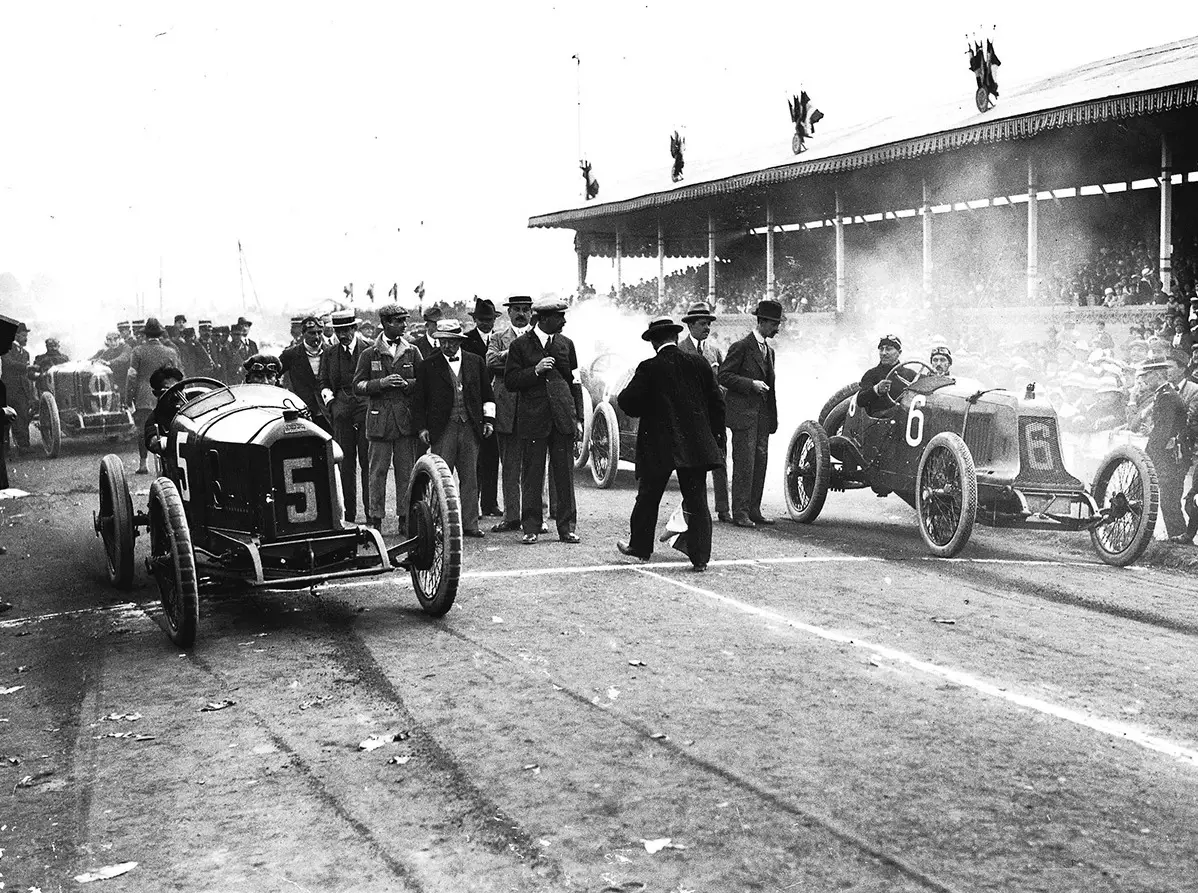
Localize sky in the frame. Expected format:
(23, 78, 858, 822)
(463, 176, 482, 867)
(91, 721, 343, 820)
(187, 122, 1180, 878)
(0, 0, 1194, 323)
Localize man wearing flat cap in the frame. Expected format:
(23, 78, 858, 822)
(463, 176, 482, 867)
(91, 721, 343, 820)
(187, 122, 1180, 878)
(0, 315, 22, 487)
(487, 296, 536, 532)
(464, 298, 502, 517)
(411, 306, 443, 361)
(718, 299, 782, 528)
(126, 317, 181, 474)
(0, 320, 33, 454)
(857, 334, 907, 416)
(280, 317, 331, 431)
(353, 302, 421, 532)
(617, 317, 725, 571)
(414, 319, 495, 537)
(320, 309, 370, 523)
(504, 296, 584, 544)
(678, 300, 732, 523)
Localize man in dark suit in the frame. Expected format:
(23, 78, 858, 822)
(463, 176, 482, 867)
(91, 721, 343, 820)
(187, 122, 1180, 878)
(0, 321, 32, 453)
(504, 297, 583, 544)
(0, 314, 21, 489)
(353, 303, 421, 533)
(410, 306, 442, 360)
(280, 317, 330, 431)
(463, 297, 502, 517)
(320, 309, 370, 523)
(678, 300, 732, 523)
(718, 299, 782, 527)
(414, 319, 495, 538)
(487, 296, 536, 532)
(617, 317, 725, 571)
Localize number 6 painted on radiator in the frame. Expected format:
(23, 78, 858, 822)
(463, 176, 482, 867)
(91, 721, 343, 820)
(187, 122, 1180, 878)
(905, 395, 926, 447)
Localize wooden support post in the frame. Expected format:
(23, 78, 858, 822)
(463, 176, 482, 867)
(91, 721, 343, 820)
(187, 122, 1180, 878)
(1027, 157, 1039, 304)
(707, 212, 716, 303)
(615, 231, 623, 301)
(765, 198, 776, 301)
(657, 221, 665, 307)
(1160, 135, 1173, 294)
(921, 180, 932, 296)
(834, 190, 845, 314)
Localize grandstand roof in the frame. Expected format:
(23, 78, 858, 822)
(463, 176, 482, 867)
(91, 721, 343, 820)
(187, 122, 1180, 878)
(530, 34, 1198, 244)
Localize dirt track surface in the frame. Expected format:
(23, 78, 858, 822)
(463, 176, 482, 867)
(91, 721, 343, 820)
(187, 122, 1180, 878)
(2, 439, 1198, 892)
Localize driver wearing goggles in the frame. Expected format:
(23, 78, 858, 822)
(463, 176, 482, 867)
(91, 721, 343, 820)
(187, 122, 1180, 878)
(930, 344, 953, 376)
(243, 353, 283, 386)
(857, 334, 906, 416)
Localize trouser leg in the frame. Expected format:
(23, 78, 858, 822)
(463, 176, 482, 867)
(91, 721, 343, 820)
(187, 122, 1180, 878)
(548, 429, 575, 536)
(436, 421, 480, 532)
(1184, 464, 1198, 540)
(332, 414, 359, 521)
(712, 434, 730, 514)
(520, 437, 549, 535)
(392, 436, 417, 530)
(1156, 457, 1186, 538)
(0, 420, 9, 489)
(730, 423, 755, 518)
(13, 402, 30, 449)
(355, 416, 369, 521)
(367, 439, 394, 521)
(628, 467, 670, 557)
(478, 428, 500, 513)
(133, 409, 150, 463)
(499, 433, 522, 524)
(750, 424, 770, 516)
(678, 468, 712, 567)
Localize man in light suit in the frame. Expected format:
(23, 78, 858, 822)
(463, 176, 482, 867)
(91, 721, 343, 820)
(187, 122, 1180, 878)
(463, 297, 502, 518)
(504, 297, 583, 544)
(280, 317, 330, 432)
(353, 303, 421, 533)
(678, 300, 732, 523)
(320, 310, 369, 523)
(718, 299, 782, 528)
(414, 319, 495, 538)
(617, 317, 725, 571)
(486, 295, 535, 532)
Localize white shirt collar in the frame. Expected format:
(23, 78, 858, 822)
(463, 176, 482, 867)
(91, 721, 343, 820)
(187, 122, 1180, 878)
(753, 330, 768, 349)
(511, 324, 530, 337)
(655, 342, 677, 354)
(445, 352, 461, 372)
(534, 326, 552, 348)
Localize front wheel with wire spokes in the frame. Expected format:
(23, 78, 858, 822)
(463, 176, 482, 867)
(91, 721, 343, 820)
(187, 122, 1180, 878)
(147, 477, 198, 647)
(405, 453, 462, 616)
(1089, 445, 1159, 567)
(915, 432, 977, 558)
(783, 421, 830, 523)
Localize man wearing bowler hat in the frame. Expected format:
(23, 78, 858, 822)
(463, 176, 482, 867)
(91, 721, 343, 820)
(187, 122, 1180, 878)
(414, 319, 495, 537)
(678, 300, 732, 523)
(464, 298, 502, 517)
(487, 296, 536, 532)
(617, 316, 725, 571)
(280, 317, 331, 431)
(353, 302, 421, 533)
(718, 299, 782, 527)
(504, 296, 583, 544)
(320, 309, 370, 523)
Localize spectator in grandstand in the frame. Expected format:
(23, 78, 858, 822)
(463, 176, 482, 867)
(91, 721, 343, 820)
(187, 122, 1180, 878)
(1171, 316, 1193, 356)
(1093, 321, 1115, 353)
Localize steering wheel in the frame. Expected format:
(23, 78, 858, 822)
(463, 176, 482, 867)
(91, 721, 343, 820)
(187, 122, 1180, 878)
(877, 361, 935, 406)
(159, 376, 226, 408)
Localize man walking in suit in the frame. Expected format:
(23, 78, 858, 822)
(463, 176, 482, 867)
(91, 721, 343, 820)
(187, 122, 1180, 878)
(126, 317, 181, 475)
(320, 310, 370, 523)
(678, 300, 732, 523)
(487, 296, 535, 532)
(463, 298, 502, 518)
(0, 321, 32, 453)
(353, 303, 421, 533)
(414, 319, 495, 538)
(410, 306, 442, 360)
(616, 317, 726, 571)
(504, 297, 583, 544)
(718, 299, 782, 527)
(280, 317, 330, 431)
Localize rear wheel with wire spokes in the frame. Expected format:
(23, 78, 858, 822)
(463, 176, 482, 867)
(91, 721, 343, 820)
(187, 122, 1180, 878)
(1089, 445, 1158, 567)
(406, 453, 462, 616)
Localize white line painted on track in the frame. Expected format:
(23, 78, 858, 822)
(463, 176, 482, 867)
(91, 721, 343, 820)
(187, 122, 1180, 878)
(0, 601, 145, 629)
(635, 567, 1198, 767)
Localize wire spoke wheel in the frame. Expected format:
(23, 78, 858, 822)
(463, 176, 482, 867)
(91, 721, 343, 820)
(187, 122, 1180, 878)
(589, 401, 619, 488)
(406, 453, 461, 616)
(1090, 445, 1158, 566)
(573, 387, 593, 470)
(38, 391, 61, 458)
(916, 432, 977, 558)
(148, 478, 198, 647)
(784, 420, 830, 523)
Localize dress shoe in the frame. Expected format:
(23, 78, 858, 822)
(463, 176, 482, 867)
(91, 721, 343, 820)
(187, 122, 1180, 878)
(521, 533, 538, 545)
(733, 515, 756, 529)
(717, 511, 734, 524)
(690, 563, 708, 573)
(491, 519, 521, 533)
(1168, 534, 1194, 545)
(135, 465, 149, 475)
(559, 532, 581, 544)
(540, 522, 550, 534)
(463, 528, 485, 539)
(483, 506, 503, 517)
(616, 541, 649, 562)
(749, 514, 776, 525)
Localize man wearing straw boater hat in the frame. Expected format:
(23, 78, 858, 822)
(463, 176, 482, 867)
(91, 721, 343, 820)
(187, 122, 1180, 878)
(678, 300, 732, 523)
(321, 309, 370, 523)
(414, 319, 495, 538)
(464, 298, 502, 517)
(616, 316, 725, 571)
(718, 298, 782, 527)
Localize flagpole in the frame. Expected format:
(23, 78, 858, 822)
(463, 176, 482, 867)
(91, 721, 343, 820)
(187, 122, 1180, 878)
(572, 54, 583, 199)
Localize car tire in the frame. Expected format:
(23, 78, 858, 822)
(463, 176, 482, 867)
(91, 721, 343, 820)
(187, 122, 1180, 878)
(589, 400, 620, 489)
(98, 454, 136, 589)
(148, 477, 199, 647)
(573, 387, 593, 470)
(1089, 444, 1159, 567)
(38, 391, 61, 458)
(822, 397, 851, 439)
(818, 382, 858, 427)
(784, 420, 831, 523)
(915, 432, 977, 558)
(406, 453, 462, 617)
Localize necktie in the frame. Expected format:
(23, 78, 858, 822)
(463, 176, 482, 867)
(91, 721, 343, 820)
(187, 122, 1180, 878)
(697, 340, 705, 358)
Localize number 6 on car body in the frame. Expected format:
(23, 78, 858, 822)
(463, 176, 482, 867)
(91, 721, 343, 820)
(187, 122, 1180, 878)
(905, 395, 926, 447)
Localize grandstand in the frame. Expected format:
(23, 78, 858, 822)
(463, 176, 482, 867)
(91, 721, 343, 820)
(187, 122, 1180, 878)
(529, 35, 1198, 330)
